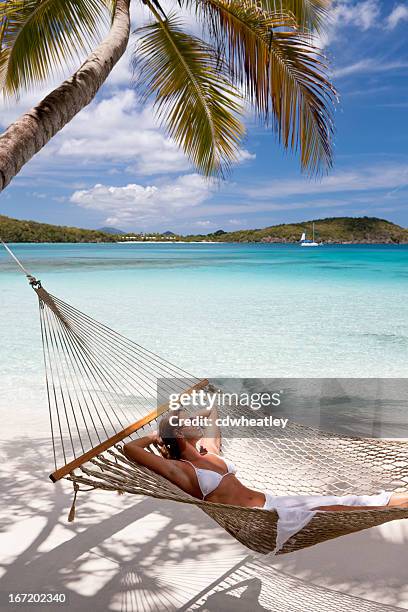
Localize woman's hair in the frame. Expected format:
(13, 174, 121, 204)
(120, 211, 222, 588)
(159, 409, 183, 459)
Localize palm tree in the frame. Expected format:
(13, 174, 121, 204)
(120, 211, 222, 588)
(0, 0, 335, 193)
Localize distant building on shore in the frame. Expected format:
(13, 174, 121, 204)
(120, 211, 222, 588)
(119, 231, 177, 241)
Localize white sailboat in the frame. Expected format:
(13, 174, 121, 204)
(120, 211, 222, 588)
(300, 223, 320, 247)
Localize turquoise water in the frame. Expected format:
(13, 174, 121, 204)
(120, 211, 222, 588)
(1, 242, 408, 435)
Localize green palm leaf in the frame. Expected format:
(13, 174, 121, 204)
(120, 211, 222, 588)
(0, 0, 113, 96)
(133, 13, 245, 177)
(269, 31, 335, 172)
(261, 0, 330, 32)
(196, 0, 336, 173)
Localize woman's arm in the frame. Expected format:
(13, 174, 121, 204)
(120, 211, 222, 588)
(123, 433, 191, 490)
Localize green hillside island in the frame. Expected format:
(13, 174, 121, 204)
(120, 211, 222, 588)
(0, 215, 117, 242)
(185, 217, 408, 244)
(1, 215, 408, 244)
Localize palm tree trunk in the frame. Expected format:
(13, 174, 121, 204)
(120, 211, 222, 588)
(0, 0, 130, 192)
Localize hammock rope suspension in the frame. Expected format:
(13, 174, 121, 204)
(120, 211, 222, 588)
(2, 241, 408, 556)
(0, 238, 39, 282)
(35, 285, 207, 481)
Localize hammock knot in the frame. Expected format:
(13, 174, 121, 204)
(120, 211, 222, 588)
(28, 276, 41, 288)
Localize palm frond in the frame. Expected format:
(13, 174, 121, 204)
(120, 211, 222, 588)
(261, 0, 330, 32)
(181, 0, 330, 33)
(268, 30, 335, 173)
(0, 0, 113, 96)
(133, 13, 245, 178)
(196, 0, 336, 173)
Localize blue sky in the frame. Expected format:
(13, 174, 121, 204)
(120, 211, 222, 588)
(0, 0, 407, 233)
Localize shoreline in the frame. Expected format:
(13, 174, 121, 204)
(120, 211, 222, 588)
(116, 240, 408, 245)
(2, 240, 408, 245)
(116, 240, 220, 244)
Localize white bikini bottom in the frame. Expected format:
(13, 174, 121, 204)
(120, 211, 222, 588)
(261, 490, 393, 554)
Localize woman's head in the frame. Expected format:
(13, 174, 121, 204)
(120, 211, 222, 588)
(159, 409, 182, 459)
(159, 409, 203, 459)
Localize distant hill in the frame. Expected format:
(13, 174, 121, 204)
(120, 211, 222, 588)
(98, 226, 125, 235)
(0, 215, 117, 243)
(185, 217, 408, 244)
(1, 214, 407, 244)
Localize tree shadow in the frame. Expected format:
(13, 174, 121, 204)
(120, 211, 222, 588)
(0, 437, 243, 611)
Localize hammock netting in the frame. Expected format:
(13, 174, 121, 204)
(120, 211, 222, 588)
(30, 281, 408, 555)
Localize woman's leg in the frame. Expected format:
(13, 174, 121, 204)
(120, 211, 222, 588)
(386, 492, 408, 507)
(312, 504, 386, 511)
(313, 492, 408, 512)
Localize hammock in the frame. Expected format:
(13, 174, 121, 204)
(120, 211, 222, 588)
(3, 241, 408, 556)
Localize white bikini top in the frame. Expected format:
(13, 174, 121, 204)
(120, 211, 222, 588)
(181, 453, 237, 499)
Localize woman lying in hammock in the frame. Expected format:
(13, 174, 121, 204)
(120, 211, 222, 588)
(124, 406, 408, 551)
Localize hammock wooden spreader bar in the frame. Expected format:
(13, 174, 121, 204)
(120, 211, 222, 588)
(49, 377, 209, 482)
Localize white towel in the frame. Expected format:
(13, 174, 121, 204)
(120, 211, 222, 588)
(262, 490, 393, 553)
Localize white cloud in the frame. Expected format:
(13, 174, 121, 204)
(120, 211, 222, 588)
(343, 0, 380, 30)
(0, 88, 189, 176)
(49, 90, 190, 175)
(105, 49, 133, 89)
(0, 87, 56, 128)
(31, 192, 47, 199)
(318, 0, 381, 46)
(334, 59, 408, 77)
(236, 149, 256, 162)
(53, 90, 252, 174)
(386, 4, 408, 29)
(321, 1, 407, 48)
(69, 163, 408, 229)
(2, 88, 253, 182)
(243, 165, 408, 199)
(70, 173, 214, 225)
(195, 220, 214, 226)
(228, 218, 245, 225)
